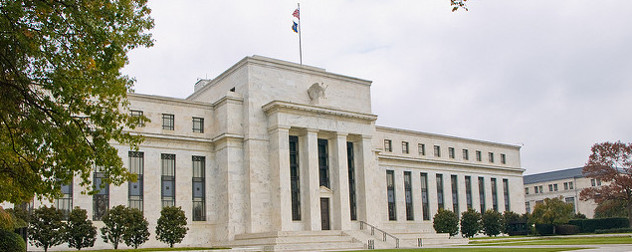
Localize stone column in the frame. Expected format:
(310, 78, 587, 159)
(331, 133, 351, 230)
(269, 126, 291, 231)
(356, 135, 381, 225)
(302, 129, 321, 230)
(411, 170, 423, 222)
(427, 172, 438, 220)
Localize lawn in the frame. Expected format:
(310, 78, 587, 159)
(58, 247, 222, 252)
(351, 248, 583, 252)
(469, 236, 632, 246)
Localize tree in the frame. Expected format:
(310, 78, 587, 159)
(580, 141, 632, 226)
(101, 205, 126, 249)
(28, 206, 65, 252)
(433, 208, 459, 236)
(0, 0, 153, 204)
(481, 210, 503, 237)
(0, 229, 26, 252)
(156, 206, 188, 247)
(66, 207, 96, 250)
(594, 199, 627, 218)
(460, 208, 481, 238)
(122, 207, 149, 249)
(530, 197, 573, 234)
(451, 0, 469, 12)
(502, 211, 521, 234)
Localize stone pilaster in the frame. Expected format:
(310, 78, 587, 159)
(269, 126, 291, 230)
(302, 129, 321, 230)
(331, 133, 351, 230)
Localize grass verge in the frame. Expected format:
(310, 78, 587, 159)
(58, 247, 223, 252)
(350, 248, 584, 252)
(470, 236, 632, 245)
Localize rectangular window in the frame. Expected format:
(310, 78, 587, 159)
(465, 176, 473, 209)
(565, 197, 576, 213)
(93, 167, 109, 221)
(384, 139, 392, 152)
(476, 151, 482, 162)
(436, 174, 444, 209)
(318, 139, 330, 188)
(418, 143, 426, 156)
(161, 153, 176, 208)
(129, 151, 144, 212)
(451, 175, 459, 214)
(192, 156, 206, 221)
(434, 145, 441, 157)
(591, 179, 596, 187)
(478, 177, 486, 211)
(500, 154, 506, 164)
(448, 147, 455, 159)
(489, 152, 495, 163)
(538, 185, 543, 193)
(534, 186, 538, 194)
(289, 136, 301, 221)
(162, 113, 174, 130)
(402, 141, 409, 154)
(569, 182, 574, 189)
(56, 181, 73, 220)
(491, 178, 498, 212)
(549, 184, 553, 191)
(503, 179, 510, 212)
(420, 173, 430, 220)
(463, 149, 469, 160)
(386, 170, 396, 221)
(192, 117, 204, 133)
(130, 110, 144, 127)
(564, 182, 568, 190)
(404, 171, 414, 220)
(554, 184, 558, 191)
(597, 179, 602, 186)
(525, 201, 531, 213)
(347, 142, 357, 221)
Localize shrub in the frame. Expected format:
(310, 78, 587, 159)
(555, 224, 580, 235)
(481, 210, 503, 237)
(122, 207, 149, 249)
(101, 205, 126, 249)
(156, 206, 189, 247)
(535, 223, 554, 235)
(66, 207, 97, 250)
(569, 217, 629, 233)
(460, 208, 481, 238)
(29, 206, 66, 252)
(0, 229, 26, 252)
(595, 227, 632, 234)
(433, 208, 459, 236)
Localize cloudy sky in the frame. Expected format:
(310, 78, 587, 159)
(123, 1, 632, 175)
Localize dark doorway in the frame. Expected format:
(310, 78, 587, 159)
(320, 198, 330, 230)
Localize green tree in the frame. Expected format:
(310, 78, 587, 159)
(502, 211, 520, 234)
(481, 210, 503, 237)
(66, 207, 96, 250)
(0, 0, 153, 204)
(531, 197, 574, 234)
(156, 206, 188, 248)
(0, 207, 16, 231)
(100, 205, 126, 249)
(460, 208, 481, 238)
(594, 199, 627, 218)
(0, 229, 26, 252)
(28, 206, 65, 252)
(433, 208, 459, 236)
(122, 207, 149, 249)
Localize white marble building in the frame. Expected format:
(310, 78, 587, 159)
(10, 56, 525, 250)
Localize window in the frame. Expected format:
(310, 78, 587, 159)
(436, 174, 444, 209)
(434, 145, 441, 157)
(503, 179, 510, 211)
(569, 182, 574, 189)
(549, 184, 553, 191)
(192, 117, 204, 133)
(448, 147, 455, 159)
(565, 197, 576, 213)
(479, 177, 486, 211)
(130, 110, 144, 127)
(597, 179, 602, 186)
(418, 143, 426, 156)
(420, 173, 430, 220)
(129, 151, 144, 211)
(538, 185, 543, 193)
(525, 187, 529, 195)
(386, 170, 396, 221)
(463, 149, 469, 160)
(56, 181, 73, 220)
(161, 153, 176, 207)
(93, 167, 109, 221)
(318, 139, 330, 188)
(465, 176, 473, 209)
(534, 186, 539, 194)
(404, 171, 413, 221)
(402, 141, 409, 154)
(476, 151, 482, 162)
(525, 201, 531, 213)
(564, 182, 568, 190)
(290, 136, 301, 221)
(500, 154, 506, 164)
(347, 142, 357, 221)
(384, 139, 392, 152)
(451, 175, 459, 214)
(489, 152, 495, 163)
(192, 156, 206, 221)
(591, 179, 596, 187)
(491, 178, 498, 211)
(162, 113, 174, 130)
(553, 184, 558, 191)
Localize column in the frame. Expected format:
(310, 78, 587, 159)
(269, 126, 291, 230)
(332, 133, 351, 230)
(356, 135, 380, 224)
(302, 129, 321, 230)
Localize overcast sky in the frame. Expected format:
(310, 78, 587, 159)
(123, 1, 632, 175)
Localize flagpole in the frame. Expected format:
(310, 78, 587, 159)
(297, 3, 303, 65)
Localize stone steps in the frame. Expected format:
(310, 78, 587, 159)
(225, 230, 365, 251)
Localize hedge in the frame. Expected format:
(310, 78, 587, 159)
(555, 224, 580, 235)
(0, 229, 26, 252)
(595, 227, 632, 234)
(535, 223, 554, 235)
(569, 217, 629, 233)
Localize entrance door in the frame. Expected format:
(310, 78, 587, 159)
(320, 198, 330, 230)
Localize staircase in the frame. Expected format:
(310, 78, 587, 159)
(221, 230, 365, 251)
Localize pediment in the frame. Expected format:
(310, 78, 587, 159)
(319, 185, 334, 196)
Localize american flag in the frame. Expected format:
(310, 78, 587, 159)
(292, 8, 300, 19)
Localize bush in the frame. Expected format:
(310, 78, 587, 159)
(29, 206, 65, 252)
(460, 208, 481, 238)
(569, 217, 629, 233)
(66, 207, 97, 250)
(156, 206, 188, 248)
(555, 224, 580, 235)
(101, 205, 127, 249)
(122, 207, 149, 249)
(0, 229, 26, 252)
(535, 223, 554, 235)
(433, 208, 459, 236)
(100, 205, 149, 249)
(595, 227, 632, 234)
(481, 210, 503, 237)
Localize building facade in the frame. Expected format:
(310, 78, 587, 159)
(7, 56, 525, 250)
(523, 167, 599, 218)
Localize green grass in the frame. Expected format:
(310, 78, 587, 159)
(470, 236, 632, 246)
(469, 235, 529, 240)
(350, 248, 584, 252)
(58, 247, 223, 252)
